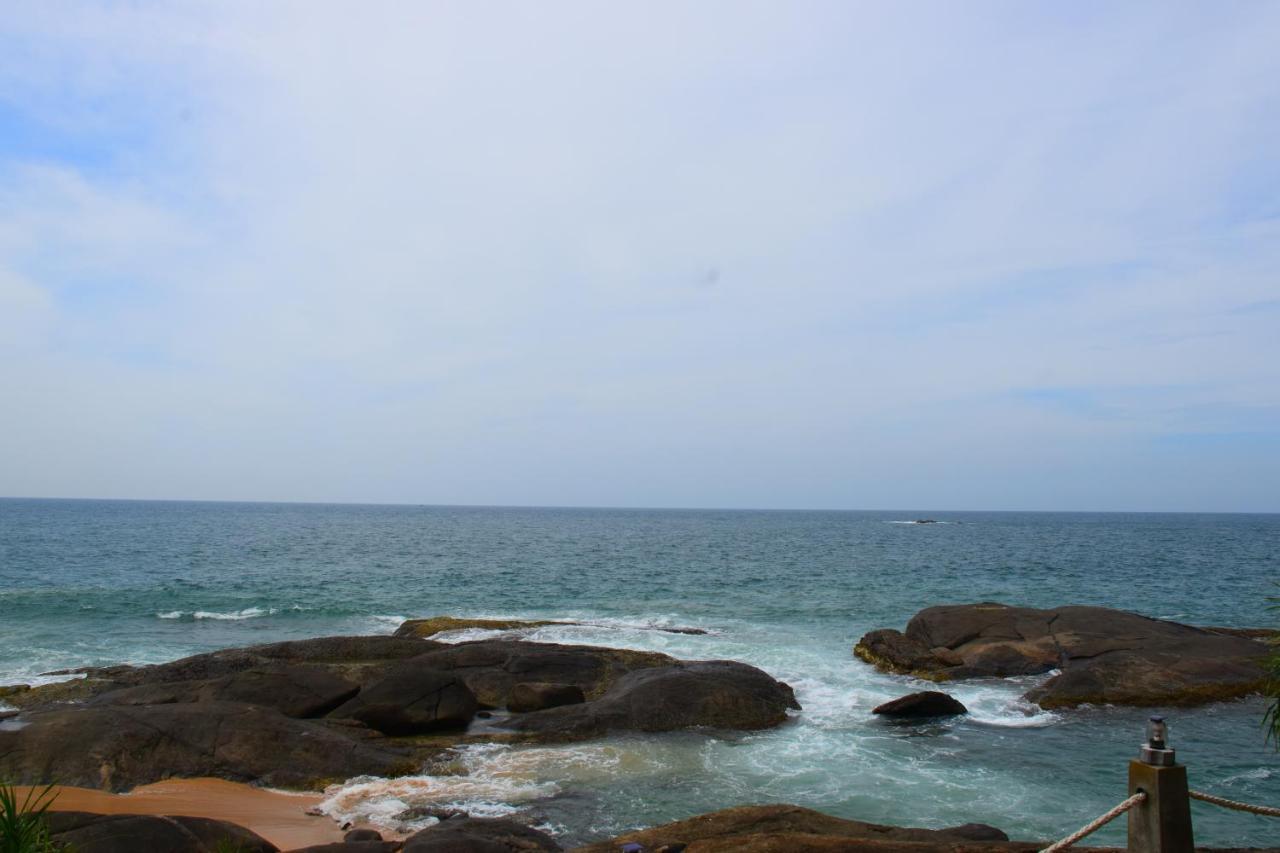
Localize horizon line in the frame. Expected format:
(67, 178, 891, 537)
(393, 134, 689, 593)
(2, 494, 1277, 516)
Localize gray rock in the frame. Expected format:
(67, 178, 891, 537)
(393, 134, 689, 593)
(402, 817, 560, 852)
(46, 811, 277, 853)
(330, 666, 477, 735)
(872, 691, 968, 718)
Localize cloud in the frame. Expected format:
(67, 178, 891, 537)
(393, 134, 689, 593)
(0, 1, 1278, 510)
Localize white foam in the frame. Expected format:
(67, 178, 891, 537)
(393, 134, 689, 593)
(156, 608, 278, 621)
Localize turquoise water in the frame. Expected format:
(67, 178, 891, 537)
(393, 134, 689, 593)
(1, 499, 1278, 845)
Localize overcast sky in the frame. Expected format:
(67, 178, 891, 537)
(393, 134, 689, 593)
(1, 2, 1278, 511)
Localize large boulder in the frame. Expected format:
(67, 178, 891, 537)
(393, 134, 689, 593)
(46, 811, 277, 853)
(571, 804, 1019, 853)
(403, 640, 675, 708)
(89, 663, 360, 718)
(872, 691, 967, 718)
(855, 603, 1271, 708)
(503, 660, 800, 741)
(330, 667, 478, 735)
(0, 702, 413, 791)
(401, 817, 560, 852)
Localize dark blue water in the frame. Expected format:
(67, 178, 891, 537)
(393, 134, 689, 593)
(1, 499, 1278, 845)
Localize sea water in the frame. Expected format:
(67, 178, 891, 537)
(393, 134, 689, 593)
(1, 499, 1277, 846)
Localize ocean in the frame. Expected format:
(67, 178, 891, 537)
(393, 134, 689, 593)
(1, 498, 1277, 846)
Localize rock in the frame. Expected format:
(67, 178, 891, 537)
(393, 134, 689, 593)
(0, 702, 413, 791)
(288, 844, 400, 853)
(330, 667, 478, 735)
(345, 829, 385, 841)
(402, 817, 560, 852)
(855, 603, 1270, 709)
(404, 640, 675, 708)
(90, 663, 360, 718)
(872, 691, 968, 718)
(508, 682, 585, 712)
(503, 660, 799, 741)
(942, 823, 1010, 841)
(46, 811, 277, 852)
(571, 804, 1020, 853)
(9, 636, 439, 712)
(395, 617, 565, 639)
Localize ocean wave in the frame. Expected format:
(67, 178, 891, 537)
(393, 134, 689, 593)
(156, 607, 278, 621)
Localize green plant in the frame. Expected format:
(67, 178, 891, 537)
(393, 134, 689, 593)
(0, 782, 61, 853)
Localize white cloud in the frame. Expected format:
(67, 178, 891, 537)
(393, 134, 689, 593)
(0, 1, 1277, 509)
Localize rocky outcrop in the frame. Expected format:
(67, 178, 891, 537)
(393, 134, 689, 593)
(872, 691, 967, 718)
(503, 661, 800, 741)
(402, 817, 561, 851)
(855, 603, 1271, 708)
(571, 804, 1023, 853)
(508, 681, 586, 712)
(0, 636, 797, 791)
(47, 811, 278, 853)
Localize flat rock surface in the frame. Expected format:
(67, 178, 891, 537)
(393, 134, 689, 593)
(855, 603, 1270, 708)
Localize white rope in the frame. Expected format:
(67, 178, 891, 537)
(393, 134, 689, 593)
(1038, 792, 1147, 853)
(1189, 789, 1280, 818)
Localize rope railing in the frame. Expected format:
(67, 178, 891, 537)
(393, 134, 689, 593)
(1188, 789, 1280, 818)
(1038, 791, 1147, 853)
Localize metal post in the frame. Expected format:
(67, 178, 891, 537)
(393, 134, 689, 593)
(1128, 716, 1194, 853)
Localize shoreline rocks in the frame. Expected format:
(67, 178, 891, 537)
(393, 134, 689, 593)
(0, 634, 799, 792)
(855, 602, 1272, 709)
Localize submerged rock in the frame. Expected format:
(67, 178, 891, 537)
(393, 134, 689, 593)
(47, 811, 277, 853)
(395, 616, 567, 639)
(872, 690, 967, 718)
(855, 602, 1271, 708)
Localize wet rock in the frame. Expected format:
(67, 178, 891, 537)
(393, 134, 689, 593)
(508, 681, 585, 712)
(330, 667, 477, 735)
(503, 660, 800, 740)
(0, 702, 413, 791)
(46, 811, 277, 852)
(855, 603, 1270, 708)
(402, 817, 560, 852)
(572, 804, 1020, 853)
(872, 691, 967, 718)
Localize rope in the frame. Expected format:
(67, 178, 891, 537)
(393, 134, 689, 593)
(1189, 789, 1280, 818)
(1038, 792, 1146, 853)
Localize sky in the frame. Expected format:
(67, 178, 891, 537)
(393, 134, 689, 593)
(0, 2, 1278, 512)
